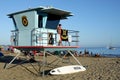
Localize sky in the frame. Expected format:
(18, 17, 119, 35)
(0, 0, 120, 47)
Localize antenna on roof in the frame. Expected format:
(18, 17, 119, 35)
(28, 0, 31, 9)
(41, 6, 53, 9)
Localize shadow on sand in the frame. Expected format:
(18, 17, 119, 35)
(0, 55, 29, 64)
(0, 55, 51, 76)
(0, 55, 35, 69)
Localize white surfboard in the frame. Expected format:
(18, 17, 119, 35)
(50, 65, 86, 75)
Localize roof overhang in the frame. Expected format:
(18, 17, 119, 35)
(7, 6, 73, 19)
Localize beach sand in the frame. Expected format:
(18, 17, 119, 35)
(0, 51, 120, 80)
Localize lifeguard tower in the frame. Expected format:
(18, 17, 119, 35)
(8, 6, 79, 48)
(7, 6, 84, 76)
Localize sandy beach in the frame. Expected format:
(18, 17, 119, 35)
(0, 51, 120, 80)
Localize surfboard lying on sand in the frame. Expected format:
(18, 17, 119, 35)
(50, 65, 86, 75)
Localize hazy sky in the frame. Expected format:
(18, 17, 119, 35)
(0, 0, 120, 47)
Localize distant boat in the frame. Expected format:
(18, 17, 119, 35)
(107, 40, 116, 50)
(107, 46, 116, 50)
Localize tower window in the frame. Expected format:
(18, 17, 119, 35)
(38, 15, 42, 28)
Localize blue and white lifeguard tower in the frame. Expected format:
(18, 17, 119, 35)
(6, 6, 86, 76)
(8, 6, 79, 49)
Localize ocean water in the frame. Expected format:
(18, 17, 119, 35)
(76, 47, 120, 58)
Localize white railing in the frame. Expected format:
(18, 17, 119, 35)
(11, 29, 79, 46)
(31, 29, 79, 46)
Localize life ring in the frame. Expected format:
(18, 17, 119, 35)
(22, 16, 28, 26)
